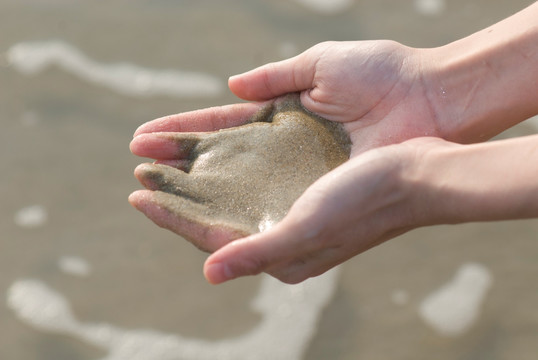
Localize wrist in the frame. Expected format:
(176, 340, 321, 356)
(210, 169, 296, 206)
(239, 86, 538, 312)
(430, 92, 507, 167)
(422, 3, 538, 143)
(407, 136, 538, 226)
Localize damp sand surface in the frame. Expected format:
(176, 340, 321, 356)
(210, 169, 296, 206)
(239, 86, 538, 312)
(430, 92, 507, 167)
(138, 94, 351, 243)
(3, 1, 538, 360)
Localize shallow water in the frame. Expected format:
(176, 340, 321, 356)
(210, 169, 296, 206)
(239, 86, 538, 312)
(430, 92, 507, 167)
(1, 1, 538, 359)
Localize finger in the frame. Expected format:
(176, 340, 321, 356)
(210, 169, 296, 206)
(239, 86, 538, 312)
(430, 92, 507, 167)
(228, 51, 316, 101)
(134, 163, 191, 195)
(130, 132, 200, 160)
(134, 102, 264, 136)
(154, 159, 191, 172)
(203, 219, 319, 284)
(129, 190, 252, 252)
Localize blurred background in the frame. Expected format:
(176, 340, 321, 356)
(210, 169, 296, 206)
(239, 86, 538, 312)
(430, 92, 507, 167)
(1, 0, 537, 359)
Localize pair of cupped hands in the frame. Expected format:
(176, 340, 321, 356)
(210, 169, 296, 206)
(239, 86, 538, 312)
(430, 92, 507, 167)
(129, 41, 455, 285)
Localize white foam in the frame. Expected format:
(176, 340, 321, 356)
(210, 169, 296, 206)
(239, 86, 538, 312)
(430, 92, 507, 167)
(14, 205, 48, 228)
(7, 40, 223, 98)
(7, 267, 340, 360)
(6, 279, 77, 332)
(58, 256, 92, 277)
(414, 0, 446, 16)
(419, 263, 493, 337)
(292, 0, 354, 15)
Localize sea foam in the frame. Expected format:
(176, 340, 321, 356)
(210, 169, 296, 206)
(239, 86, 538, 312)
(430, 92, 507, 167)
(8, 40, 223, 98)
(293, 0, 354, 15)
(419, 263, 492, 336)
(7, 267, 340, 360)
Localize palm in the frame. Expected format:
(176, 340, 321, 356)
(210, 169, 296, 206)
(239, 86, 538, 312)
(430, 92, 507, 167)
(130, 94, 350, 252)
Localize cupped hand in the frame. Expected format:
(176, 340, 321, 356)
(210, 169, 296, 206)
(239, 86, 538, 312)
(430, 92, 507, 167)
(130, 40, 448, 284)
(130, 94, 350, 254)
(228, 40, 444, 155)
(203, 137, 447, 284)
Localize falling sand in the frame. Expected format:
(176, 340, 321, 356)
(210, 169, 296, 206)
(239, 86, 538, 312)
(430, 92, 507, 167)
(134, 93, 351, 247)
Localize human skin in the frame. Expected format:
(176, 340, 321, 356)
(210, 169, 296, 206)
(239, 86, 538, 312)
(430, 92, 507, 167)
(130, 2, 538, 284)
(131, 94, 351, 251)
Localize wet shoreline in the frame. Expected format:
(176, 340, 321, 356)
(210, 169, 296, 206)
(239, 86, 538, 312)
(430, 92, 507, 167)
(2, 1, 537, 359)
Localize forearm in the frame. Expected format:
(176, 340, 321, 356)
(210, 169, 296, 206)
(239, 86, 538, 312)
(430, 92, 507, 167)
(413, 135, 538, 225)
(426, 1, 538, 143)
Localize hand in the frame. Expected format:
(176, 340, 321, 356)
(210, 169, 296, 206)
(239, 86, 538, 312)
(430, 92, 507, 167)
(228, 40, 445, 155)
(130, 94, 351, 253)
(132, 128, 538, 285)
(131, 113, 443, 285)
(130, 12, 538, 284)
(202, 137, 441, 284)
(129, 40, 451, 285)
(203, 132, 538, 284)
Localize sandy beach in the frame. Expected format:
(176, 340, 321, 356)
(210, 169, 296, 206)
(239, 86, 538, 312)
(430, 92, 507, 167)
(1, 1, 537, 359)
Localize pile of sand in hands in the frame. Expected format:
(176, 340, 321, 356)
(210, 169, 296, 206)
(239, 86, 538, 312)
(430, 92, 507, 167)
(131, 93, 351, 252)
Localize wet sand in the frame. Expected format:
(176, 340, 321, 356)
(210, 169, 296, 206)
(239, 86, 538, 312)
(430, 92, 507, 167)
(1, 1, 538, 359)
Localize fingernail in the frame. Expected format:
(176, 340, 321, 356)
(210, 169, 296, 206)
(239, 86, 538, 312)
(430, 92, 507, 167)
(205, 262, 234, 284)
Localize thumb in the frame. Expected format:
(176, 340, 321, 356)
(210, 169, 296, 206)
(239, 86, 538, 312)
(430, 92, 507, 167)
(228, 52, 316, 101)
(203, 220, 312, 284)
